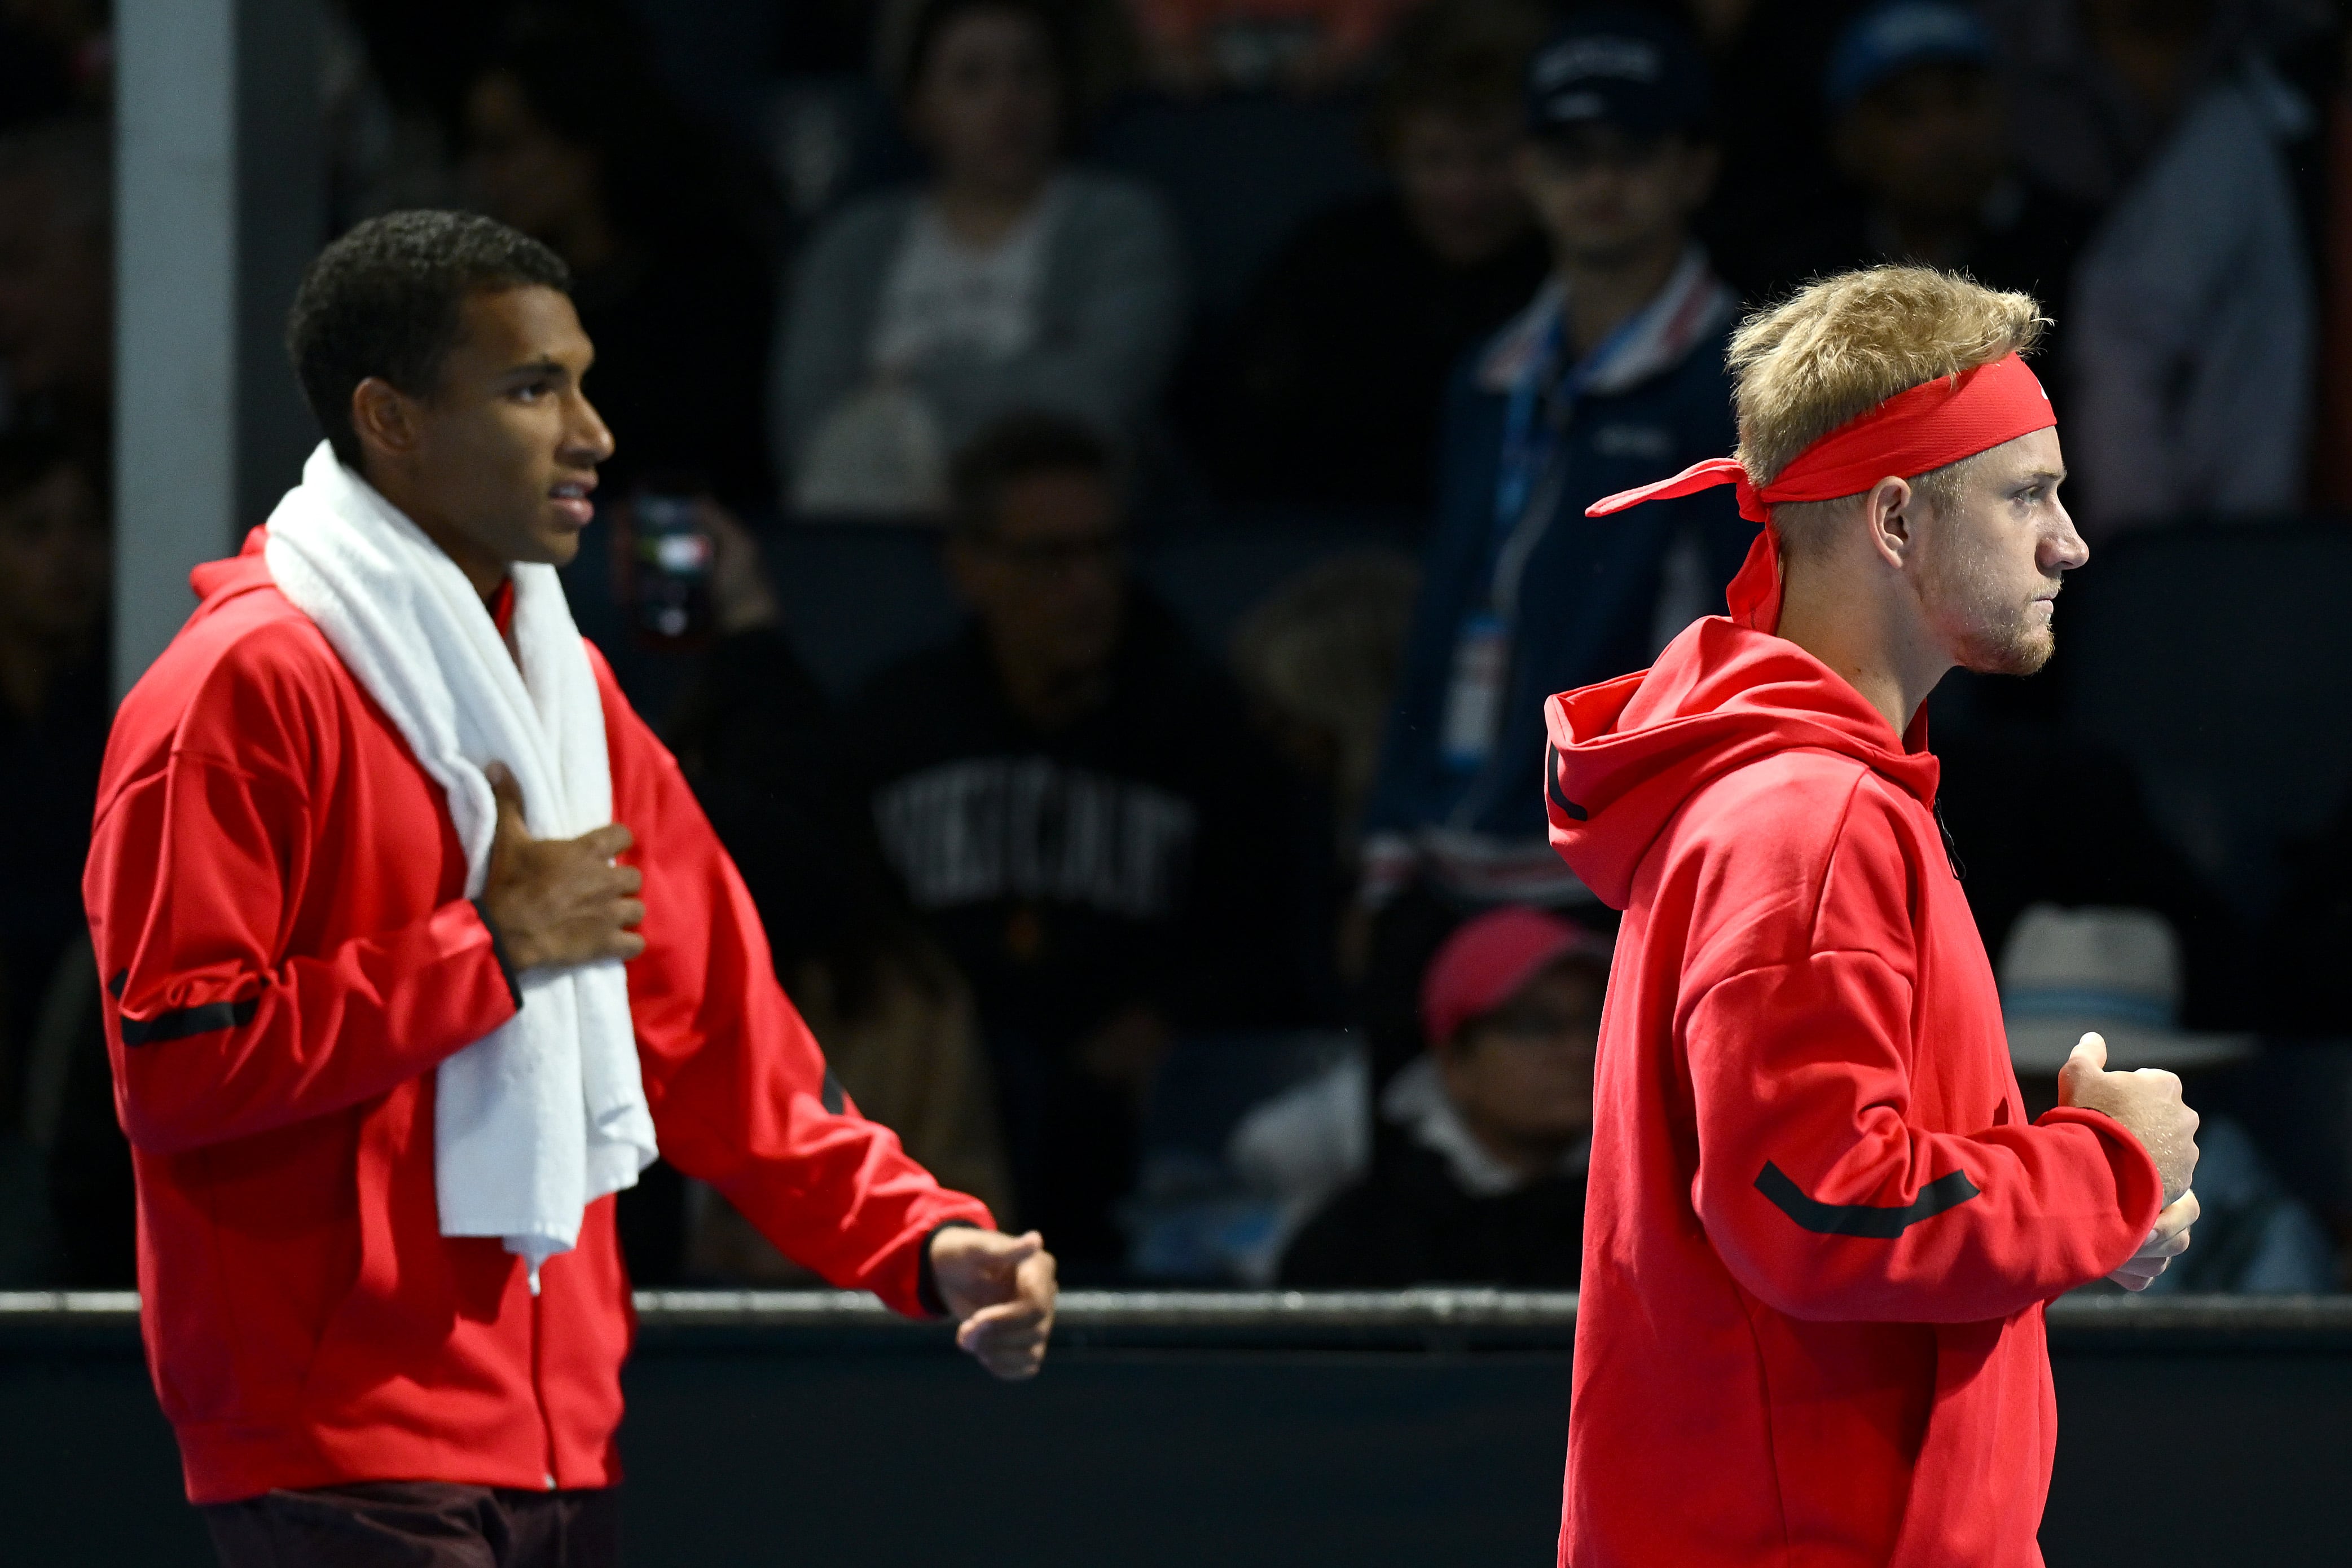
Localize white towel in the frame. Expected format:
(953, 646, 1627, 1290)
(264, 442, 657, 1287)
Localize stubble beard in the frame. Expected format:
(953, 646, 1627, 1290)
(1924, 530, 2056, 677)
(1954, 599, 2054, 677)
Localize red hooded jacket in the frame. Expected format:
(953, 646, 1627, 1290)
(1544, 616, 2162, 1567)
(83, 533, 991, 1504)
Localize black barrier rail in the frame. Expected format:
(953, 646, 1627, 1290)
(7, 1291, 2351, 1566)
(12, 1284, 2352, 1338)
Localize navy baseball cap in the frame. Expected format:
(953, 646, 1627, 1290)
(1525, 6, 1712, 141)
(1824, 1, 1995, 113)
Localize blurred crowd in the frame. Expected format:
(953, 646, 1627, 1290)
(5, 0, 2352, 1292)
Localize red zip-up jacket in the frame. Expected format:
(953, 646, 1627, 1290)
(84, 531, 993, 1505)
(1544, 616, 2163, 1567)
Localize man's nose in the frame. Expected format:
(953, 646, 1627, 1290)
(2046, 506, 2089, 572)
(566, 391, 616, 465)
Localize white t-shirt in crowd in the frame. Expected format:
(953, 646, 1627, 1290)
(868, 182, 1067, 374)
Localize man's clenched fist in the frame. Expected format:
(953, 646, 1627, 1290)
(2059, 1031, 2203, 1290)
(930, 1227, 1058, 1381)
(2058, 1030, 2200, 1201)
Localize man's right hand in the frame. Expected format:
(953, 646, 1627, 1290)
(477, 762, 646, 973)
(2058, 1031, 2201, 1202)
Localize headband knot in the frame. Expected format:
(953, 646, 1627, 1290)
(1586, 351, 2055, 632)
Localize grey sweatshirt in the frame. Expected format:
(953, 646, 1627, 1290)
(2066, 59, 2314, 530)
(772, 172, 1185, 490)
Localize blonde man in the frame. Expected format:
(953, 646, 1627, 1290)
(1543, 266, 2201, 1567)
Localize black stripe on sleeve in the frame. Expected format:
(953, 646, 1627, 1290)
(118, 997, 260, 1049)
(820, 1069, 846, 1116)
(472, 899, 524, 1008)
(1754, 1160, 1982, 1239)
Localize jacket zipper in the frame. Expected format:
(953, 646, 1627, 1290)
(1933, 799, 1967, 882)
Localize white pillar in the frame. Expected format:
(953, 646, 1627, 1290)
(115, 0, 236, 697)
(113, 0, 320, 698)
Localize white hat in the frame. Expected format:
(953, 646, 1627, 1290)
(1998, 904, 2256, 1074)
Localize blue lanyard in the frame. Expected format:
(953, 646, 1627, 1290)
(1493, 312, 1566, 539)
(1491, 301, 1648, 544)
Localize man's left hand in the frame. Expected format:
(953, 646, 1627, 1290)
(930, 1227, 1057, 1380)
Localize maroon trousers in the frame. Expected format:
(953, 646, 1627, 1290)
(202, 1482, 621, 1568)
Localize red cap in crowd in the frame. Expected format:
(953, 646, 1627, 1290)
(1420, 905, 1615, 1047)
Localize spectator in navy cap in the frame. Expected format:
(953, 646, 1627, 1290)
(1355, 5, 1752, 1085)
(1740, 1, 2096, 396)
(1522, 5, 1712, 138)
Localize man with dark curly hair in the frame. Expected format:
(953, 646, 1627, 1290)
(86, 210, 1057, 1567)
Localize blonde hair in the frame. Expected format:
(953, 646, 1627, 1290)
(1727, 266, 2048, 556)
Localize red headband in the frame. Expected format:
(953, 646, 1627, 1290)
(1586, 351, 2055, 632)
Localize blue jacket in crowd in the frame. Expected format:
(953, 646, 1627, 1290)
(1363, 247, 1754, 908)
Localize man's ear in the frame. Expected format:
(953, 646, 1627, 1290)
(350, 376, 421, 472)
(1861, 474, 1918, 571)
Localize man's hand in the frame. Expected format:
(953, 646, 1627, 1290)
(2108, 1190, 2200, 1292)
(2058, 1031, 2201, 1201)
(930, 1227, 1057, 1381)
(477, 763, 646, 972)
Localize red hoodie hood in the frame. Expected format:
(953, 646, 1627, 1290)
(1544, 616, 1941, 909)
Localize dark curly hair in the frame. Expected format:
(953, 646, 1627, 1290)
(285, 209, 570, 468)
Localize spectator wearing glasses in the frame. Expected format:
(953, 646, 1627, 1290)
(847, 413, 1306, 1269)
(1356, 6, 1752, 1083)
(1280, 905, 1604, 1288)
(657, 510, 1020, 1277)
(777, 0, 1184, 516)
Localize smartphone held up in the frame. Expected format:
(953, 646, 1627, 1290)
(620, 479, 715, 647)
